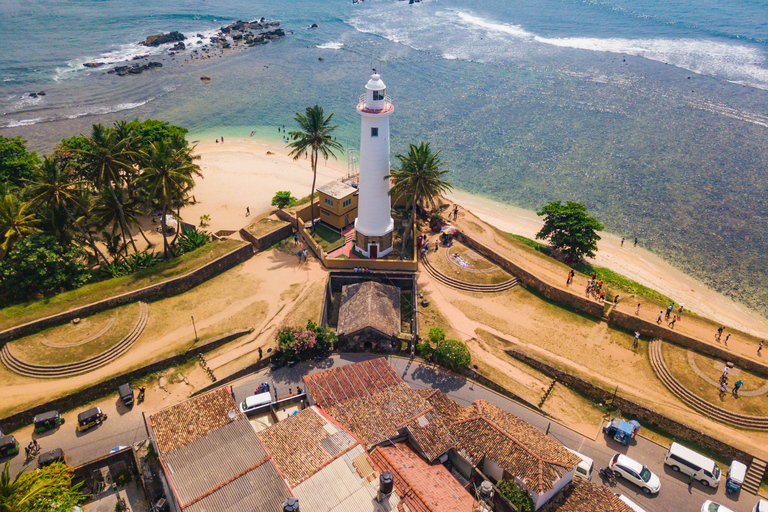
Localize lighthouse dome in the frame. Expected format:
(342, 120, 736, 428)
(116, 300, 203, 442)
(366, 73, 386, 91)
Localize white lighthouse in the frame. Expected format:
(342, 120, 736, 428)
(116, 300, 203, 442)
(354, 70, 395, 258)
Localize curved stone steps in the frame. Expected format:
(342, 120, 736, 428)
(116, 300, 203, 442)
(649, 339, 768, 430)
(1, 302, 149, 378)
(422, 255, 518, 293)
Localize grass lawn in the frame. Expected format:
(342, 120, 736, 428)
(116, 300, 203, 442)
(311, 224, 344, 252)
(0, 239, 244, 331)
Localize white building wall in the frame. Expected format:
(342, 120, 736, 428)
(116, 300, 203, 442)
(355, 110, 394, 237)
(527, 468, 575, 511)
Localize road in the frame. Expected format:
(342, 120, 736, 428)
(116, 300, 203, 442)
(2, 354, 759, 512)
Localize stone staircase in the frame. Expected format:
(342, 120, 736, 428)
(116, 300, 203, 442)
(422, 255, 519, 293)
(743, 458, 766, 495)
(1, 302, 150, 378)
(648, 339, 768, 430)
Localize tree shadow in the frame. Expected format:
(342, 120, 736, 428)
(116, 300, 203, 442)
(410, 362, 467, 393)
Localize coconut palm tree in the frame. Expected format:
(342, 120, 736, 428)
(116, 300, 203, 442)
(0, 194, 39, 253)
(135, 139, 199, 257)
(90, 187, 147, 261)
(287, 105, 343, 232)
(387, 142, 452, 258)
(76, 123, 139, 253)
(27, 155, 108, 265)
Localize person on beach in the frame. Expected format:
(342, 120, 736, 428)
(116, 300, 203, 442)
(221, 136, 224, 143)
(657, 311, 663, 324)
(636, 303, 641, 315)
(621, 237, 625, 247)
(251, 131, 254, 136)
(246, 206, 250, 216)
(759, 341, 764, 355)
(215, 139, 219, 143)
(634, 237, 638, 246)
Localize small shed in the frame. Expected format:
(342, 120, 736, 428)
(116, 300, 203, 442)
(337, 281, 400, 350)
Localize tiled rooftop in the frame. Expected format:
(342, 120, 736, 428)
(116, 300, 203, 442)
(370, 442, 476, 512)
(539, 479, 636, 512)
(337, 282, 401, 337)
(304, 359, 453, 461)
(149, 387, 244, 456)
(260, 406, 359, 487)
(419, 389, 470, 424)
(451, 400, 580, 494)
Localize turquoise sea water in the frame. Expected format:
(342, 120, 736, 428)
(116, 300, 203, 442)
(2, 0, 768, 313)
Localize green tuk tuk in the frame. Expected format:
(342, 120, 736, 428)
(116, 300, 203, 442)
(0, 435, 19, 458)
(33, 411, 65, 433)
(38, 448, 66, 468)
(76, 407, 107, 432)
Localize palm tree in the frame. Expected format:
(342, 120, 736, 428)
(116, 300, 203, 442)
(76, 123, 140, 253)
(387, 142, 452, 258)
(135, 139, 199, 257)
(90, 187, 147, 261)
(27, 156, 108, 265)
(287, 105, 343, 232)
(0, 194, 39, 253)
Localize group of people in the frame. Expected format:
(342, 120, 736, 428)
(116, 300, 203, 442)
(719, 365, 744, 397)
(297, 248, 309, 262)
(255, 382, 271, 394)
(416, 234, 432, 258)
(585, 277, 608, 302)
(715, 327, 731, 345)
(215, 136, 225, 143)
(24, 439, 40, 459)
(656, 302, 683, 328)
(620, 237, 638, 247)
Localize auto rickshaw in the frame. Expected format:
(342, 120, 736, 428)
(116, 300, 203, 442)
(33, 410, 65, 434)
(602, 418, 637, 445)
(0, 435, 19, 458)
(38, 448, 66, 468)
(76, 407, 107, 432)
(726, 460, 747, 494)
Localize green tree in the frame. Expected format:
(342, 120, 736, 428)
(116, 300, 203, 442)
(387, 142, 452, 258)
(428, 326, 446, 345)
(435, 339, 471, 369)
(271, 191, 296, 210)
(89, 187, 146, 262)
(496, 479, 534, 512)
(535, 200, 604, 261)
(0, 461, 86, 512)
(0, 136, 40, 187)
(26, 156, 108, 265)
(76, 124, 140, 254)
(0, 234, 91, 304)
(135, 139, 199, 257)
(127, 118, 189, 149)
(287, 105, 343, 232)
(0, 194, 39, 252)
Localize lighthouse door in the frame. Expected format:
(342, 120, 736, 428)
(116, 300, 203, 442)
(369, 244, 378, 259)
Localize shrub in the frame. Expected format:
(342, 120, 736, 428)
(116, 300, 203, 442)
(178, 229, 210, 253)
(416, 342, 434, 359)
(435, 339, 471, 369)
(428, 326, 446, 345)
(114, 471, 132, 486)
(496, 479, 534, 512)
(272, 191, 297, 210)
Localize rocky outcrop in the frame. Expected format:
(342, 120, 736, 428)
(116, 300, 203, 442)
(139, 31, 185, 47)
(83, 62, 104, 68)
(108, 62, 162, 76)
(170, 42, 186, 51)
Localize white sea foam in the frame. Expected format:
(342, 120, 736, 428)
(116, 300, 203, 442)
(0, 99, 151, 128)
(2, 117, 46, 128)
(317, 42, 344, 50)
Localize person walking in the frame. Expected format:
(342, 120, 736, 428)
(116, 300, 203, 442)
(716, 327, 724, 341)
(621, 237, 625, 247)
(294, 234, 299, 246)
(733, 380, 743, 396)
(668, 317, 676, 329)
(32, 439, 39, 452)
(634, 237, 638, 246)
(722, 366, 730, 379)
(677, 305, 684, 319)
(657, 311, 663, 324)
(636, 303, 641, 315)
(246, 206, 250, 216)
(258, 347, 263, 359)
(24, 445, 30, 459)
(614, 294, 619, 304)
(725, 333, 731, 345)
(759, 340, 764, 355)
(435, 239, 439, 251)
(634, 331, 640, 348)
(303, 249, 308, 261)
(719, 381, 727, 396)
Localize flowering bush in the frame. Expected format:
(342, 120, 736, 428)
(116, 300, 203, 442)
(275, 326, 317, 360)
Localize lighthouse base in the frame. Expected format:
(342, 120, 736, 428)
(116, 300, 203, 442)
(355, 230, 393, 259)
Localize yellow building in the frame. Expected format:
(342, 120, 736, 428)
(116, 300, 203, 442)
(317, 179, 358, 230)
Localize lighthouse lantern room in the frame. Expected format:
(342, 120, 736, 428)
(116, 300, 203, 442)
(354, 70, 395, 259)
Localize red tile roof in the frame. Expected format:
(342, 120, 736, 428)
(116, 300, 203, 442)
(539, 479, 636, 512)
(370, 442, 476, 512)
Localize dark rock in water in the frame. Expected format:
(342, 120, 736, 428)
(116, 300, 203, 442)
(197, 33, 203, 38)
(131, 54, 149, 60)
(37, 91, 46, 96)
(200, 75, 211, 81)
(83, 62, 104, 68)
(29, 93, 38, 98)
(170, 41, 186, 51)
(139, 31, 185, 47)
(109, 61, 163, 76)
(309, 23, 319, 28)
(222, 43, 231, 49)
(318, 56, 324, 61)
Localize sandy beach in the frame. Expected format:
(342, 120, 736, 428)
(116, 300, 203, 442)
(184, 137, 768, 337)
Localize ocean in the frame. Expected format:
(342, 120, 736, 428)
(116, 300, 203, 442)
(2, 0, 768, 314)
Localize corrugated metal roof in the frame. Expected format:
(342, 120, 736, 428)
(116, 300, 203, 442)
(185, 459, 293, 512)
(292, 445, 399, 512)
(162, 417, 268, 506)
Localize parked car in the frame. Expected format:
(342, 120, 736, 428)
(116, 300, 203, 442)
(609, 453, 661, 494)
(702, 501, 734, 512)
(754, 499, 768, 512)
(239, 391, 272, 414)
(76, 407, 107, 432)
(118, 383, 134, 408)
(565, 448, 593, 481)
(38, 448, 66, 468)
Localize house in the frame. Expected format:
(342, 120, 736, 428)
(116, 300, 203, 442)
(317, 178, 358, 230)
(423, 390, 580, 511)
(145, 388, 293, 512)
(303, 358, 454, 462)
(337, 281, 401, 351)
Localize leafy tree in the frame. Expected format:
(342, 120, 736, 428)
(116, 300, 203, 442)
(428, 326, 445, 345)
(0, 461, 86, 512)
(496, 479, 534, 512)
(535, 200, 604, 261)
(0, 234, 91, 303)
(388, 142, 452, 258)
(306, 319, 336, 353)
(271, 191, 296, 210)
(287, 105, 343, 232)
(89, 188, 146, 261)
(126, 118, 189, 149)
(0, 194, 39, 252)
(435, 339, 471, 369)
(0, 136, 40, 187)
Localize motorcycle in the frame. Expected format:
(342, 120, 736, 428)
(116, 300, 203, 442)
(599, 467, 617, 485)
(137, 386, 146, 404)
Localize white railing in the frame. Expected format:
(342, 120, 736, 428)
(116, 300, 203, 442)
(358, 93, 393, 111)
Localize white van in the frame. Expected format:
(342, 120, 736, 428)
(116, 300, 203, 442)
(565, 448, 593, 480)
(754, 499, 768, 512)
(239, 391, 272, 414)
(664, 442, 721, 487)
(618, 494, 647, 512)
